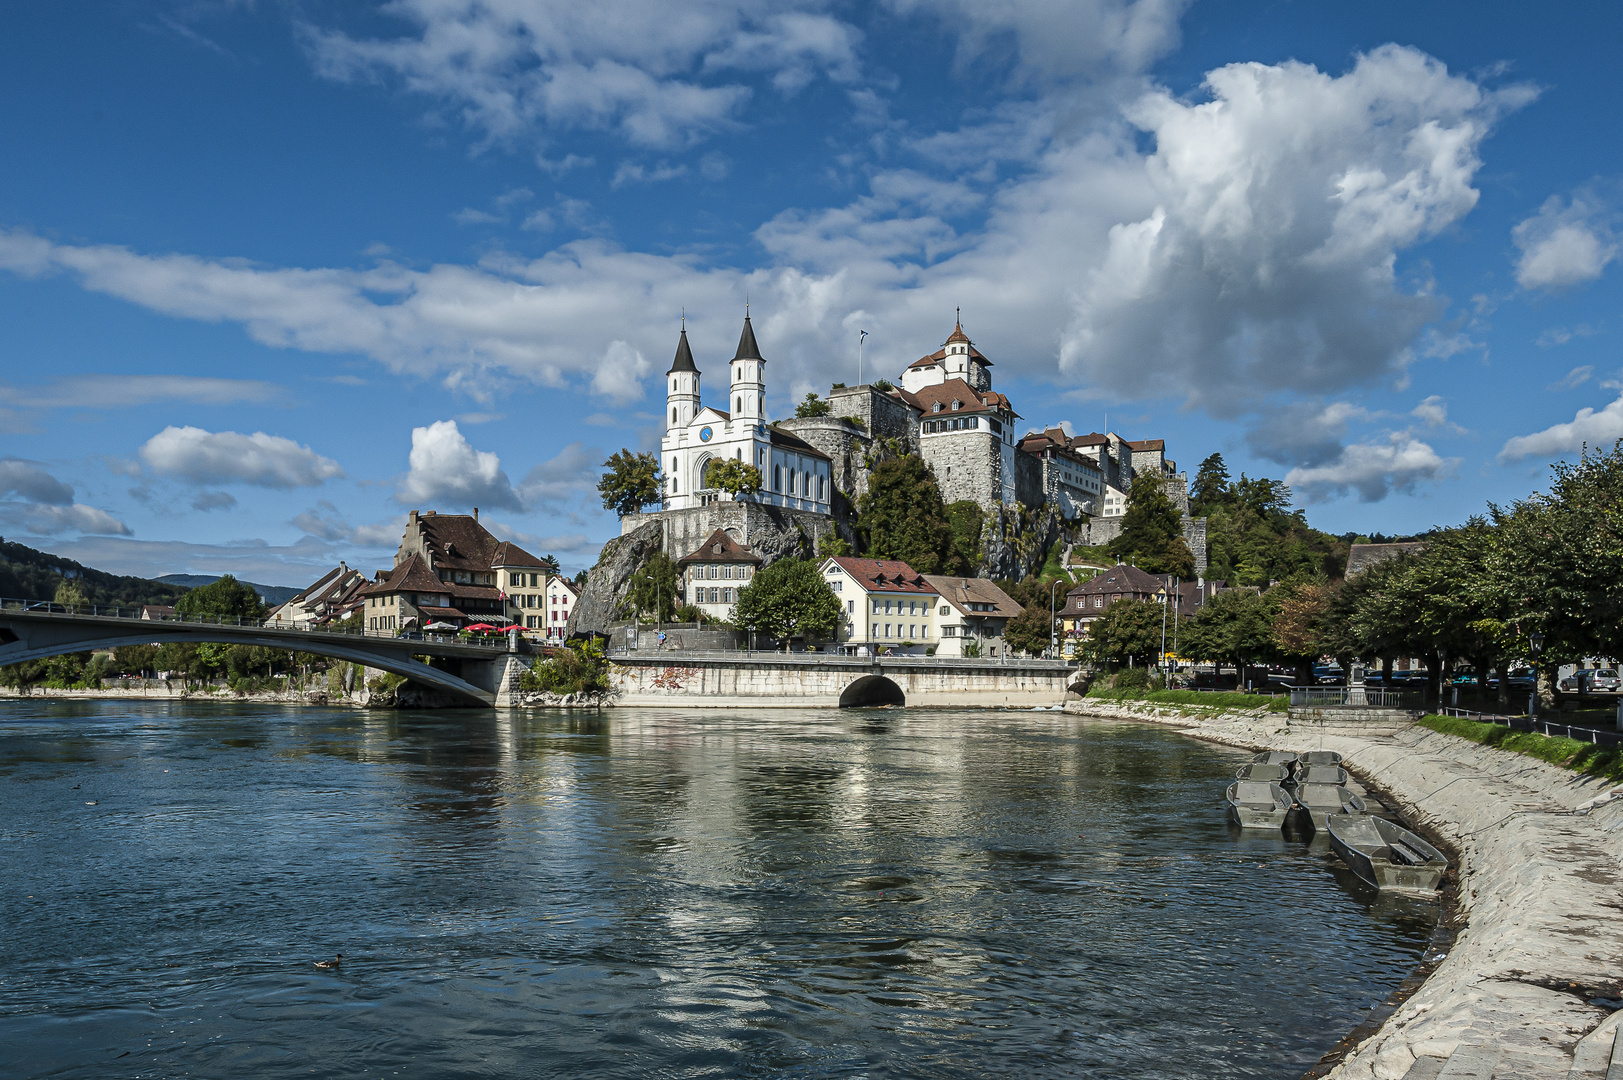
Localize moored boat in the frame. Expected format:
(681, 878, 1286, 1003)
(1235, 762, 1290, 783)
(1294, 783, 1367, 829)
(1326, 814, 1447, 893)
(1296, 764, 1350, 786)
(1297, 750, 1342, 767)
(1225, 780, 1294, 829)
(1250, 751, 1300, 776)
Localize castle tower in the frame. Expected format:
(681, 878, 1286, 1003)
(730, 313, 765, 423)
(943, 315, 971, 382)
(667, 325, 700, 429)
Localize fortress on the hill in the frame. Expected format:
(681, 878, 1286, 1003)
(624, 312, 1207, 575)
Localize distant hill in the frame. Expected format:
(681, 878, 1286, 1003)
(155, 574, 302, 606)
(0, 539, 188, 607)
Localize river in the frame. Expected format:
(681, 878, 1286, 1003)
(0, 701, 1436, 1079)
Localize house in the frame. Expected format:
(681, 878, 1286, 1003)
(539, 575, 580, 640)
(361, 509, 552, 632)
(140, 605, 175, 621)
(678, 529, 761, 621)
(1057, 563, 1172, 655)
(819, 556, 940, 654)
(1017, 427, 1105, 519)
(267, 563, 369, 628)
(499, 560, 559, 637)
(918, 575, 1023, 658)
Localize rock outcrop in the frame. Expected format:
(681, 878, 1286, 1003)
(979, 503, 1083, 582)
(568, 518, 664, 636)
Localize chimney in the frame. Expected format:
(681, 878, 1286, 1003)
(473, 507, 479, 521)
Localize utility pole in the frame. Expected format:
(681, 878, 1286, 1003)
(859, 329, 867, 385)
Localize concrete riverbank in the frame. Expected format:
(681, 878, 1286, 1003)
(1068, 697, 1623, 1079)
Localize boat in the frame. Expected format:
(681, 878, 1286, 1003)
(1297, 750, 1343, 767)
(1326, 814, 1447, 893)
(1235, 762, 1290, 783)
(1294, 783, 1367, 829)
(1224, 780, 1294, 829)
(1250, 750, 1300, 774)
(1296, 765, 1350, 786)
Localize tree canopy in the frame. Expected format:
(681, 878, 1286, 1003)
(733, 558, 843, 646)
(857, 455, 965, 575)
(624, 551, 679, 623)
(1188, 454, 1346, 585)
(1082, 598, 1166, 667)
(1106, 474, 1195, 578)
(175, 575, 265, 620)
(794, 392, 831, 418)
(598, 449, 663, 517)
(705, 458, 762, 496)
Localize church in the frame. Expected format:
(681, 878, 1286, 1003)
(660, 314, 833, 516)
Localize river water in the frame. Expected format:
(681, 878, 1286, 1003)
(0, 701, 1437, 1079)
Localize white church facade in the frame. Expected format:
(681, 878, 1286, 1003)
(661, 315, 833, 516)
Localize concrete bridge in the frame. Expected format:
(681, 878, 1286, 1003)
(607, 651, 1078, 708)
(0, 602, 525, 706)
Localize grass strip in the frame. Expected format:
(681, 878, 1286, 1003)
(1085, 687, 1290, 713)
(1418, 714, 1623, 784)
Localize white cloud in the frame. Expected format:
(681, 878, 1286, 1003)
(590, 341, 650, 404)
(1547, 365, 1593, 391)
(292, 501, 405, 548)
(139, 426, 345, 488)
(398, 420, 522, 510)
(3, 374, 280, 410)
(21, 533, 354, 588)
(518, 441, 603, 509)
(1061, 45, 1530, 416)
(1411, 395, 1447, 426)
(611, 160, 688, 187)
(0, 458, 76, 505)
(190, 490, 238, 512)
(1498, 393, 1623, 462)
(300, 1, 865, 149)
(1513, 193, 1617, 291)
(5, 504, 133, 537)
(1285, 432, 1457, 503)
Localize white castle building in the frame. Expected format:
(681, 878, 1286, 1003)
(661, 315, 832, 516)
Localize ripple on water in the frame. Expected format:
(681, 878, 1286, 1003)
(0, 701, 1436, 1079)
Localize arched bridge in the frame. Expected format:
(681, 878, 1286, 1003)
(0, 602, 521, 707)
(608, 651, 1076, 709)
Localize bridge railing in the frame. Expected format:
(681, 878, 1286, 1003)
(608, 647, 1075, 668)
(0, 597, 511, 650)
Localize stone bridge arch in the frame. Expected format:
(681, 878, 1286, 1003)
(0, 617, 496, 706)
(839, 674, 905, 708)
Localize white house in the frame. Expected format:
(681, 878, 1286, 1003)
(819, 556, 940, 655)
(541, 575, 580, 641)
(919, 575, 1023, 658)
(660, 315, 834, 516)
(677, 528, 761, 620)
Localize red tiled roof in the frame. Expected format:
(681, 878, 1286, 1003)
(908, 378, 1017, 418)
(679, 528, 762, 565)
(1065, 564, 1168, 601)
(826, 556, 938, 595)
(363, 553, 444, 596)
(919, 575, 1022, 618)
(1126, 439, 1165, 452)
(491, 541, 551, 569)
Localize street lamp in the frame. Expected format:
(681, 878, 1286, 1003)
(1528, 631, 1545, 723)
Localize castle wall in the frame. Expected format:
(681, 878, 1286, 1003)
(827, 384, 918, 452)
(620, 501, 835, 564)
(1014, 449, 1045, 509)
(921, 430, 1002, 507)
(775, 417, 871, 500)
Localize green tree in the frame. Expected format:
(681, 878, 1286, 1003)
(1082, 598, 1165, 667)
(734, 558, 842, 648)
(1178, 588, 1275, 685)
(1107, 474, 1195, 577)
(1190, 453, 1232, 515)
(175, 575, 265, 620)
(111, 644, 158, 676)
(945, 500, 984, 571)
(1003, 600, 1054, 656)
(53, 579, 88, 607)
(522, 637, 610, 694)
(857, 455, 962, 574)
(598, 449, 663, 517)
(705, 457, 763, 496)
(624, 552, 679, 623)
(794, 392, 831, 418)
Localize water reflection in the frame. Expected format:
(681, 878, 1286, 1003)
(0, 701, 1436, 1079)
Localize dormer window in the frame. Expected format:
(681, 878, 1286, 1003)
(951, 399, 961, 410)
(932, 402, 943, 413)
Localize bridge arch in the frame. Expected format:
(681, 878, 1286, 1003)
(839, 674, 905, 708)
(0, 617, 497, 706)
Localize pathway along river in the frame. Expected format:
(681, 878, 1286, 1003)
(0, 702, 1437, 1079)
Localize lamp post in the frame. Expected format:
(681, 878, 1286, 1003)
(1050, 579, 1065, 659)
(1528, 631, 1545, 726)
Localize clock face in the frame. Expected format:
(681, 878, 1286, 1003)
(699, 426, 713, 442)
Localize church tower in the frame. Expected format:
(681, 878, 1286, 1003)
(667, 324, 700, 429)
(729, 313, 765, 423)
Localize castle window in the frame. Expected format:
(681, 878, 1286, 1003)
(736, 396, 741, 412)
(774, 465, 782, 491)
(672, 408, 677, 424)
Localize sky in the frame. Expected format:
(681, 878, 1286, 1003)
(2, 0, 1621, 588)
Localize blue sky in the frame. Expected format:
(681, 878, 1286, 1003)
(2, 0, 1620, 587)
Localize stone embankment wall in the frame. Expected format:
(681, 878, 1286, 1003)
(1068, 698, 1623, 1080)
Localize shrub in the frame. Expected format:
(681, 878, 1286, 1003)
(1113, 667, 1151, 691)
(522, 639, 610, 695)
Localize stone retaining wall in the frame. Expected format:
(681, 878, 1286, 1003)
(1066, 698, 1623, 1080)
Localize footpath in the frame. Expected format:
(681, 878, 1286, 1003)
(1067, 698, 1623, 1080)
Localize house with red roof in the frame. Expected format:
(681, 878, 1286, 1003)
(819, 555, 941, 655)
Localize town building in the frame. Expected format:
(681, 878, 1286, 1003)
(268, 563, 369, 628)
(678, 528, 761, 621)
(1017, 428, 1105, 519)
(661, 315, 834, 516)
(361, 509, 551, 632)
(539, 575, 579, 640)
(819, 556, 940, 655)
(140, 604, 175, 621)
(1058, 565, 1226, 658)
(919, 575, 1023, 658)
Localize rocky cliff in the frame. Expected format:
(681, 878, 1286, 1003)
(980, 503, 1083, 582)
(567, 518, 664, 636)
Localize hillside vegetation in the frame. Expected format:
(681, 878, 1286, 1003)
(0, 539, 186, 607)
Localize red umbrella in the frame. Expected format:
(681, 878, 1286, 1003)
(464, 623, 498, 631)
(496, 624, 525, 632)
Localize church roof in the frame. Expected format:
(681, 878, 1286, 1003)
(668, 328, 698, 374)
(679, 528, 763, 566)
(767, 425, 832, 461)
(732, 315, 764, 361)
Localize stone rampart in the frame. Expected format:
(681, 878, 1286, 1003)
(1065, 697, 1623, 1080)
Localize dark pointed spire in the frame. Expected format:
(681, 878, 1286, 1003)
(668, 326, 697, 374)
(732, 313, 764, 361)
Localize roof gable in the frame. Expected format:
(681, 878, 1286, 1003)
(679, 528, 763, 565)
(825, 556, 938, 595)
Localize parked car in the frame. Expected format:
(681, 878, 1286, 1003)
(1503, 668, 1535, 690)
(1583, 669, 1621, 692)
